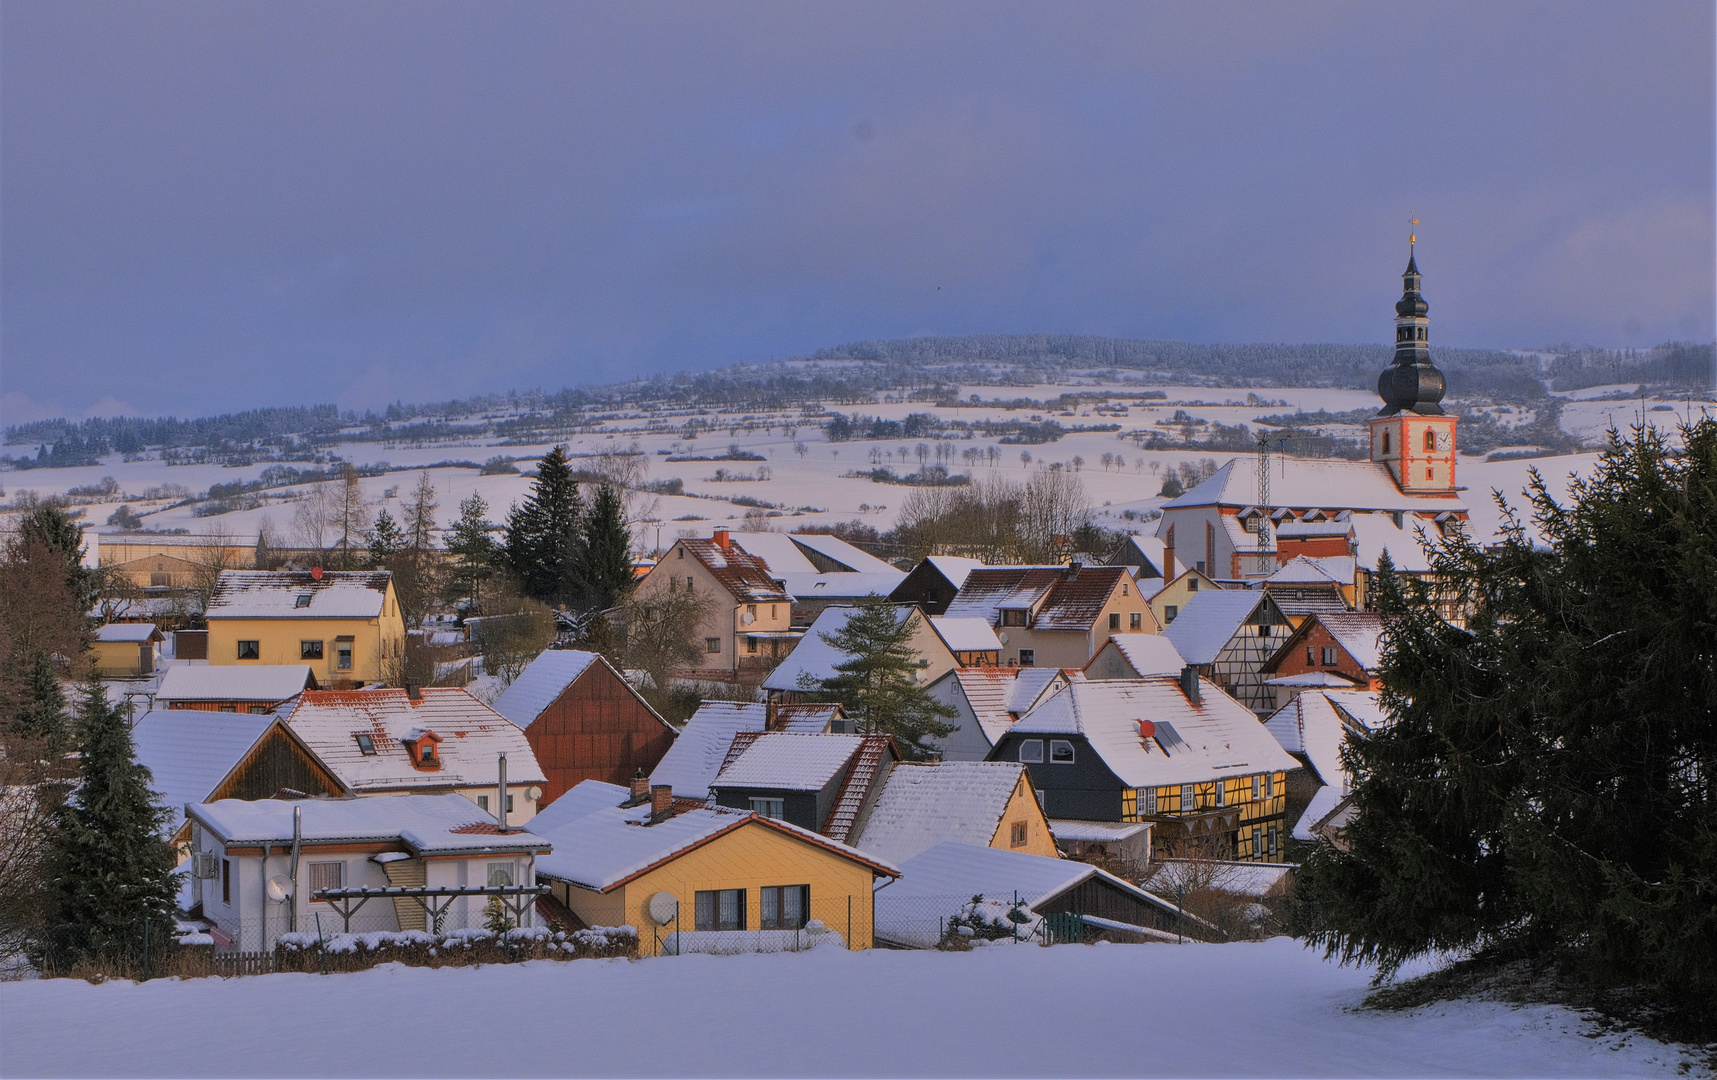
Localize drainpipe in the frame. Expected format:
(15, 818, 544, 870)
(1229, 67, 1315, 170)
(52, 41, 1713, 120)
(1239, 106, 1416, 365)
(289, 806, 302, 933)
(259, 842, 268, 953)
(496, 753, 509, 832)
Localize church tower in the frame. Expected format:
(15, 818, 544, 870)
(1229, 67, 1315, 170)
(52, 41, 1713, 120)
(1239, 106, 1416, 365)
(1369, 228, 1457, 494)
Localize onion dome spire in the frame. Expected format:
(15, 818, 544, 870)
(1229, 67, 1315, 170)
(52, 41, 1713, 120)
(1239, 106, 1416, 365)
(1377, 222, 1446, 416)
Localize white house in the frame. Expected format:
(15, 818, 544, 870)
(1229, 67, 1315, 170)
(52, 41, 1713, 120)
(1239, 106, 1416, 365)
(185, 794, 551, 951)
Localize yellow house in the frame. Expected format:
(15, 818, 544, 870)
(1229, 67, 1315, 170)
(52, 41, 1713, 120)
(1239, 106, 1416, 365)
(204, 569, 406, 687)
(535, 783, 898, 954)
(90, 623, 164, 676)
(1148, 566, 1219, 629)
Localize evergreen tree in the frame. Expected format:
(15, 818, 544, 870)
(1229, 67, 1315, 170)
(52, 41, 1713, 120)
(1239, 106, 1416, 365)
(19, 503, 97, 614)
(1296, 419, 1717, 1019)
(579, 483, 634, 611)
(447, 494, 498, 610)
(802, 600, 958, 760)
(367, 508, 405, 567)
(8, 650, 69, 748)
(502, 446, 583, 606)
(38, 679, 177, 968)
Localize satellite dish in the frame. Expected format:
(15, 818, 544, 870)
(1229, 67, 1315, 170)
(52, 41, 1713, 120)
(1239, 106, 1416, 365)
(740, 610, 755, 625)
(646, 891, 679, 925)
(527, 786, 543, 802)
(998, 632, 1009, 645)
(266, 875, 294, 903)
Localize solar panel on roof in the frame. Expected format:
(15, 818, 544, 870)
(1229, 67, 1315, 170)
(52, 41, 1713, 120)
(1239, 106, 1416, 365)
(1152, 721, 1189, 754)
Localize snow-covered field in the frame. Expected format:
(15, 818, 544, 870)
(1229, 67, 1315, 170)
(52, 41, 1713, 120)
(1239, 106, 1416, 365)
(0, 939, 1699, 1078)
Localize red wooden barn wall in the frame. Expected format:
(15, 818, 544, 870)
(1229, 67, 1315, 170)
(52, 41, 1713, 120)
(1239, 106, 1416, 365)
(524, 661, 676, 804)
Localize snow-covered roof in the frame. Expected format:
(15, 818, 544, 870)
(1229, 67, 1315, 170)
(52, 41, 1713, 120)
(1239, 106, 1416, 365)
(1277, 520, 1351, 539)
(649, 701, 767, 799)
(1325, 689, 1390, 731)
(1163, 591, 1265, 665)
(96, 623, 160, 643)
(675, 538, 791, 603)
(1007, 668, 1069, 713)
(1112, 534, 1167, 576)
(280, 688, 545, 792)
(734, 532, 899, 577)
(1136, 576, 1167, 600)
(188, 793, 549, 855)
(761, 604, 921, 692)
(852, 761, 1028, 865)
(711, 732, 863, 791)
(1347, 514, 1435, 573)
(528, 779, 630, 834)
(1010, 678, 1300, 788)
(879, 841, 1176, 915)
(929, 616, 1003, 654)
(134, 710, 305, 836)
(1159, 457, 1466, 515)
(534, 802, 896, 892)
(944, 565, 1129, 632)
(1265, 672, 1360, 689)
(1293, 785, 1347, 842)
(156, 664, 316, 703)
(782, 532, 900, 574)
(1266, 556, 1349, 585)
(1313, 613, 1387, 672)
(775, 703, 844, 733)
(922, 556, 988, 589)
(774, 571, 905, 602)
(1048, 819, 1151, 843)
(206, 570, 392, 619)
(1089, 634, 1186, 679)
(938, 667, 1071, 746)
(1264, 688, 1384, 840)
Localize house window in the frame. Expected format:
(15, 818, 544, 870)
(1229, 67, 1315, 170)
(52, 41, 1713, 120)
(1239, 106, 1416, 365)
(749, 797, 785, 819)
(1000, 609, 1027, 627)
(705, 637, 722, 654)
(1010, 822, 1028, 848)
(1268, 826, 1279, 855)
(222, 858, 231, 905)
(1426, 467, 1434, 481)
(295, 594, 312, 608)
(1018, 649, 1035, 666)
(746, 604, 757, 619)
(1257, 623, 1270, 637)
(308, 861, 343, 899)
(1121, 789, 1137, 821)
(1018, 739, 1044, 764)
(1109, 613, 1120, 631)
(236, 640, 260, 660)
(1165, 605, 1178, 623)
(1306, 646, 1316, 666)
(695, 889, 745, 931)
(506, 794, 514, 813)
(151, 573, 171, 587)
(1049, 739, 1075, 764)
(1143, 788, 1157, 814)
(1265, 773, 1275, 798)
(1130, 612, 1142, 630)
(487, 863, 514, 888)
(336, 641, 352, 671)
(760, 885, 809, 929)
(746, 636, 759, 654)
(355, 733, 376, 755)
(1253, 830, 1264, 858)
(218, 705, 237, 713)
(418, 741, 437, 765)
(1181, 783, 1195, 811)
(1252, 775, 1261, 800)
(771, 605, 778, 619)
(477, 795, 489, 811)
(1213, 781, 1224, 807)
(1381, 431, 1392, 454)
(302, 640, 324, 660)
(1187, 577, 1199, 592)
(686, 577, 695, 591)
(1322, 647, 1339, 666)
(1242, 515, 1261, 533)
(248, 705, 270, 715)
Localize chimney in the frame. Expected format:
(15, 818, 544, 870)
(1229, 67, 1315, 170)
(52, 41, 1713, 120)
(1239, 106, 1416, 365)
(713, 528, 731, 552)
(1161, 541, 1175, 582)
(1179, 665, 1201, 705)
(496, 753, 509, 832)
(649, 784, 674, 824)
(405, 681, 421, 701)
(628, 769, 650, 805)
(765, 697, 779, 731)
(1066, 559, 1081, 581)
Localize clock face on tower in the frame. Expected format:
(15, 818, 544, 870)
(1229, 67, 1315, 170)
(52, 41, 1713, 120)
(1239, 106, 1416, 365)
(1435, 431, 1452, 451)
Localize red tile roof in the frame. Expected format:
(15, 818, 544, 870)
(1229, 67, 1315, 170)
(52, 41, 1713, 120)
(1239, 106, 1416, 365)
(678, 538, 791, 603)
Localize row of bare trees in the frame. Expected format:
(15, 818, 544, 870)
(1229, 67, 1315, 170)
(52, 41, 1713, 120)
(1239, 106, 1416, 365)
(890, 466, 1093, 564)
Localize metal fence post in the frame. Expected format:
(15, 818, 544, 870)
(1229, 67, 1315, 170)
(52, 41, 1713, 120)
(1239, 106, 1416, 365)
(847, 895, 852, 950)
(141, 917, 151, 981)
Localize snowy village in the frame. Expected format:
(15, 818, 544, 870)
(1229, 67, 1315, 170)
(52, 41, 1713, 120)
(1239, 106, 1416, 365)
(1, 5, 1712, 1078)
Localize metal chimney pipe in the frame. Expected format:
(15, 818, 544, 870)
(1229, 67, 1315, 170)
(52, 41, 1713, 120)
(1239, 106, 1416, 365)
(496, 753, 509, 832)
(289, 805, 302, 932)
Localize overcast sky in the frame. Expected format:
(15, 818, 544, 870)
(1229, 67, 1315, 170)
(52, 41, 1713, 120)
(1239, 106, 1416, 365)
(2, 1, 1712, 422)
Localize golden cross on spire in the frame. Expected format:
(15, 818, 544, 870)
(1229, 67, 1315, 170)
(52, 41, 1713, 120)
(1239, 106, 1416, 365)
(1409, 216, 1419, 247)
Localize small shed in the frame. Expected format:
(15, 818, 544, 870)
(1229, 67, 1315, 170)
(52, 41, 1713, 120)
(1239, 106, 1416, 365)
(91, 623, 164, 676)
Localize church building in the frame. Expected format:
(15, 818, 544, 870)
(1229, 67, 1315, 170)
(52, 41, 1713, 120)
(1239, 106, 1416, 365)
(1154, 239, 1469, 583)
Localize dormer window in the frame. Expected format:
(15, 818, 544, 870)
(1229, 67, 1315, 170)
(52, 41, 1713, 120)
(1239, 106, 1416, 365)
(295, 594, 312, 608)
(354, 733, 376, 756)
(402, 729, 442, 770)
(1000, 609, 1028, 627)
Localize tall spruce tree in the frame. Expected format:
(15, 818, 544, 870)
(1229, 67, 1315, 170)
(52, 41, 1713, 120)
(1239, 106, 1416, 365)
(39, 679, 177, 967)
(802, 601, 958, 760)
(1296, 418, 1717, 1019)
(19, 503, 97, 614)
(503, 446, 583, 606)
(367, 508, 405, 566)
(579, 483, 634, 611)
(8, 650, 69, 748)
(447, 493, 498, 610)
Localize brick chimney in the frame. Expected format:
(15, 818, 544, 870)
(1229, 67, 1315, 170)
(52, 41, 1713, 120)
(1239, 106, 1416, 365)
(405, 681, 421, 701)
(1179, 665, 1201, 705)
(713, 528, 731, 552)
(649, 784, 674, 824)
(1066, 559, 1081, 581)
(628, 769, 650, 806)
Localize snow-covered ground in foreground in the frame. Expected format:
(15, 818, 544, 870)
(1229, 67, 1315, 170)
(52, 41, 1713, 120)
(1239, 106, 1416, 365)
(0, 939, 1697, 1078)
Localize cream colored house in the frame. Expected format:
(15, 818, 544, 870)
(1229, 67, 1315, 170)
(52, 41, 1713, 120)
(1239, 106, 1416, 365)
(205, 569, 405, 687)
(850, 760, 1059, 864)
(631, 530, 796, 678)
(1148, 567, 1219, 629)
(943, 563, 1159, 669)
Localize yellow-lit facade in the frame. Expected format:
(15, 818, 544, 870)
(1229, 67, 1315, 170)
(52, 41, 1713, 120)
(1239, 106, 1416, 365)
(991, 770, 1060, 858)
(207, 581, 406, 687)
(1120, 769, 1290, 862)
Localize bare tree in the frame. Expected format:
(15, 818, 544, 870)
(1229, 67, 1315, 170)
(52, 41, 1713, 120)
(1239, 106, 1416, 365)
(330, 465, 370, 570)
(185, 525, 241, 617)
(1018, 466, 1091, 562)
(291, 481, 336, 564)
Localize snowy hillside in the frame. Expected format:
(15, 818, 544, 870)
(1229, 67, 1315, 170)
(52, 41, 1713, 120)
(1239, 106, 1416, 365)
(0, 939, 1698, 1077)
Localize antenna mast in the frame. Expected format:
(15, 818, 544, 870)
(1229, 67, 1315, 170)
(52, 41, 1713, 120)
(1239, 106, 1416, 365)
(1256, 434, 1272, 565)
